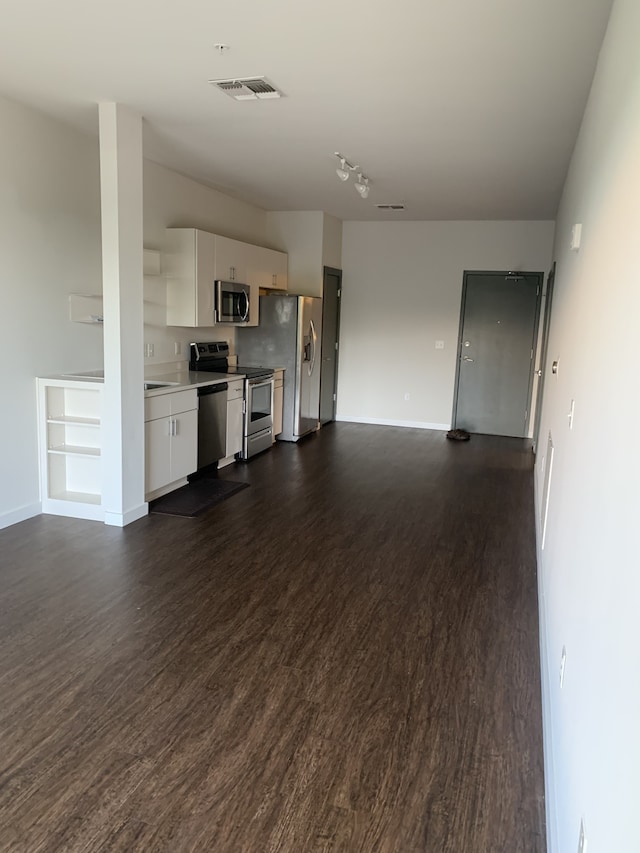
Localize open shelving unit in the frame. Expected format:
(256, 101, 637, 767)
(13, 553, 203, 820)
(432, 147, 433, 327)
(37, 379, 104, 521)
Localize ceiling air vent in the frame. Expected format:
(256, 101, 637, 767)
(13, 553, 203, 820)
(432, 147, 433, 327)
(208, 76, 282, 100)
(376, 204, 405, 211)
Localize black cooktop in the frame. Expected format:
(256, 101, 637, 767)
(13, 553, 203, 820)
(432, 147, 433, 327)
(189, 341, 273, 381)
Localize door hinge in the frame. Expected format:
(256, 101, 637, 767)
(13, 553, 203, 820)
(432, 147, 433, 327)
(537, 285, 540, 296)
(525, 409, 528, 420)
(335, 341, 338, 351)
(333, 393, 337, 402)
(530, 348, 534, 359)
(337, 288, 341, 297)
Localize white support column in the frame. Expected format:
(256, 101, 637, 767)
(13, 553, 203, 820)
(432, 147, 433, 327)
(99, 103, 148, 527)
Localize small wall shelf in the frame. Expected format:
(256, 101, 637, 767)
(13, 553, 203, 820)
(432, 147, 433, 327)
(68, 248, 162, 325)
(68, 293, 104, 324)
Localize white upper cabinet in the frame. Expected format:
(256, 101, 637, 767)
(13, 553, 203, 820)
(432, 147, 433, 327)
(213, 235, 252, 284)
(165, 229, 216, 328)
(164, 228, 288, 328)
(249, 245, 288, 291)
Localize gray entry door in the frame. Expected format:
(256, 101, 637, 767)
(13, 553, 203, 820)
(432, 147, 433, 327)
(453, 272, 541, 437)
(320, 267, 342, 424)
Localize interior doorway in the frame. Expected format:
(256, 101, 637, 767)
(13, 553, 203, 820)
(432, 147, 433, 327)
(319, 267, 342, 424)
(452, 271, 542, 437)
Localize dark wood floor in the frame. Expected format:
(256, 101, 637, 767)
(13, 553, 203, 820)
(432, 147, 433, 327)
(0, 424, 545, 852)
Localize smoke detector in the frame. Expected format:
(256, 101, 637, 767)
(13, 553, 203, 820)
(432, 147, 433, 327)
(208, 76, 282, 100)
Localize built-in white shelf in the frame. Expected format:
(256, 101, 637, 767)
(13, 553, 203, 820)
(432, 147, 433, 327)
(50, 490, 101, 505)
(48, 444, 101, 457)
(47, 415, 100, 427)
(37, 379, 104, 521)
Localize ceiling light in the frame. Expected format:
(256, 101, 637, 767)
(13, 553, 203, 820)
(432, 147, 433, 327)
(334, 152, 357, 182)
(336, 158, 350, 181)
(355, 173, 370, 199)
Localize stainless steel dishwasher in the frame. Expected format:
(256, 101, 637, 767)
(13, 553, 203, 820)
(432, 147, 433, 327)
(196, 382, 228, 470)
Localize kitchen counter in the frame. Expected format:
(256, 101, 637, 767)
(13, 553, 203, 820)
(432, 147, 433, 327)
(39, 371, 244, 396)
(142, 370, 244, 396)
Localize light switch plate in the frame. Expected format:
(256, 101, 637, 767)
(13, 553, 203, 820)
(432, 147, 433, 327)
(435, 340, 445, 349)
(570, 223, 582, 251)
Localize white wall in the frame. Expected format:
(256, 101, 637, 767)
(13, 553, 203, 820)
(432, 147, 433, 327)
(322, 212, 343, 271)
(337, 221, 554, 428)
(534, 0, 640, 850)
(143, 160, 268, 367)
(265, 211, 325, 296)
(0, 95, 103, 528)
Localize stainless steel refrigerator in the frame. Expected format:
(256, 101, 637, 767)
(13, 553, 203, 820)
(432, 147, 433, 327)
(236, 294, 323, 442)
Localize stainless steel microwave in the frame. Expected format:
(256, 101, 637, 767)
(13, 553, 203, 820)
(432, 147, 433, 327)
(215, 280, 250, 324)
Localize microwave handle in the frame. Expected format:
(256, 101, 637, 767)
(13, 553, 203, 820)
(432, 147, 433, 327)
(240, 289, 250, 322)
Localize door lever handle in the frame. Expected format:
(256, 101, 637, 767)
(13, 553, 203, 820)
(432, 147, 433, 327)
(463, 355, 474, 362)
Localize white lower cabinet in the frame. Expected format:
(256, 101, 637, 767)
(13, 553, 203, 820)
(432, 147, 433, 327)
(221, 379, 244, 466)
(273, 369, 284, 438)
(145, 389, 198, 499)
(37, 379, 104, 521)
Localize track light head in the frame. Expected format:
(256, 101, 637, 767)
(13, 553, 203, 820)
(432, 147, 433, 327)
(336, 158, 350, 181)
(355, 173, 370, 199)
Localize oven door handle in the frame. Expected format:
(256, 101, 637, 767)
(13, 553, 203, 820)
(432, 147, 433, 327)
(309, 318, 318, 377)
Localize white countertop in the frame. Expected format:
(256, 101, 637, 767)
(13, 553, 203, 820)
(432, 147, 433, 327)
(38, 365, 285, 396)
(37, 371, 245, 396)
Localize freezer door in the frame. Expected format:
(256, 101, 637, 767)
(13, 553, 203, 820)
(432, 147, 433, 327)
(294, 297, 323, 438)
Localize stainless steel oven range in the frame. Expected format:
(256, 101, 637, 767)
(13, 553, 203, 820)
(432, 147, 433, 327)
(189, 341, 274, 460)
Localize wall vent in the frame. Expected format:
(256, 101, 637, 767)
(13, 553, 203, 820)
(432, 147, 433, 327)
(376, 203, 405, 211)
(208, 76, 282, 100)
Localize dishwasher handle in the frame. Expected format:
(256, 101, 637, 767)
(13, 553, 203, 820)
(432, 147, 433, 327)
(198, 382, 228, 396)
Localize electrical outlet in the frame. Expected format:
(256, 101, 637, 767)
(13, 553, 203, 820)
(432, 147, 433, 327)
(435, 340, 445, 349)
(404, 392, 410, 401)
(560, 646, 567, 688)
(578, 818, 587, 853)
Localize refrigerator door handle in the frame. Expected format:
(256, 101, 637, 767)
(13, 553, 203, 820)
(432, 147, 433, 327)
(309, 318, 318, 377)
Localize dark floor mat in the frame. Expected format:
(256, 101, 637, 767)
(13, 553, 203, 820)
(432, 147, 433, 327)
(150, 479, 249, 518)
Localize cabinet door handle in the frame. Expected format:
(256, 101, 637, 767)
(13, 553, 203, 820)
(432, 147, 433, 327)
(173, 418, 178, 437)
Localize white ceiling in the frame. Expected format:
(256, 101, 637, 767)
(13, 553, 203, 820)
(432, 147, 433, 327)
(0, 0, 613, 221)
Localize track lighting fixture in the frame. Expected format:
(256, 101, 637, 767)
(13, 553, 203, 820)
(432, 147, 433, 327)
(355, 173, 370, 199)
(334, 152, 371, 199)
(334, 151, 357, 181)
(336, 157, 350, 181)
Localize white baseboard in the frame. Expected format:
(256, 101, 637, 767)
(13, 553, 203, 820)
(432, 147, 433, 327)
(0, 501, 42, 530)
(336, 415, 450, 431)
(104, 502, 149, 528)
(534, 471, 558, 853)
